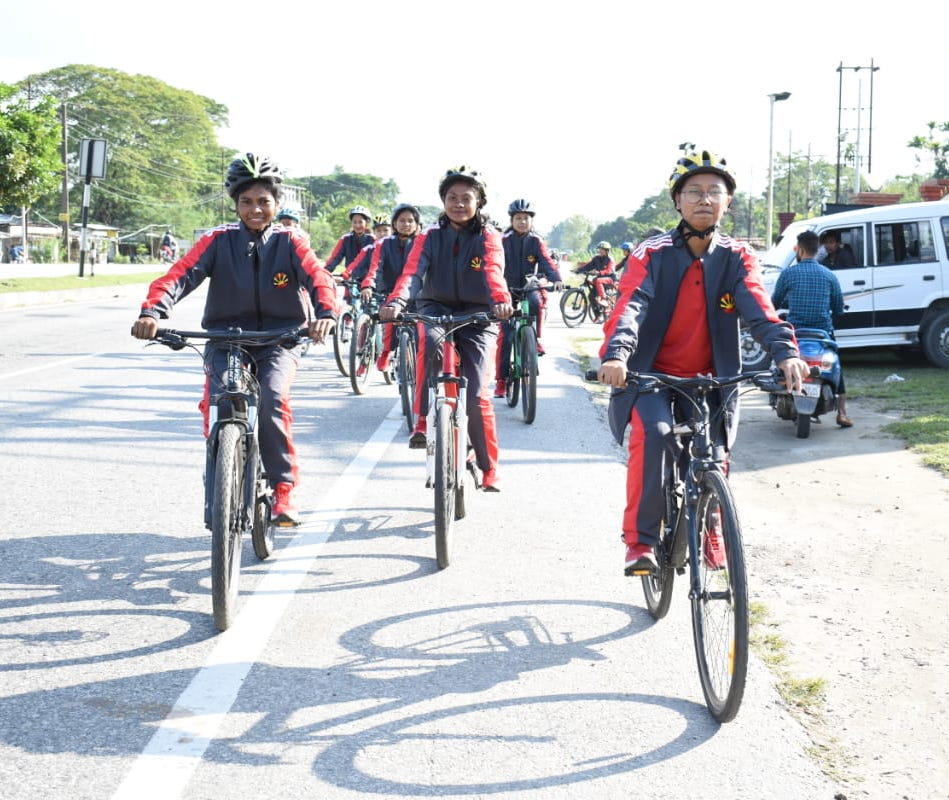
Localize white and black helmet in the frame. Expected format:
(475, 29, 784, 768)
(348, 206, 372, 222)
(225, 153, 282, 199)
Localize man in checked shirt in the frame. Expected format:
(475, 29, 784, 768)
(771, 229, 852, 427)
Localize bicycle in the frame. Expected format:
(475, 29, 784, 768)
(394, 319, 418, 431)
(589, 367, 773, 722)
(400, 311, 494, 570)
(560, 274, 617, 328)
(349, 291, 391, 395)
(152, 325, 308, 631)
(502, 276, 543, 424)
(333, 280, 360, 377)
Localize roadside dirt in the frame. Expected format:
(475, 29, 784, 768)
(578, 355, 949, 800)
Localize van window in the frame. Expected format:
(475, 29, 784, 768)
(942, 217, 949, 257)
(818, 226, 864, 270)
(874, 220, 937, 265)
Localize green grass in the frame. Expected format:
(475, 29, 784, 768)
(842, 349, 949, 475)
(0, 272, 162, 294)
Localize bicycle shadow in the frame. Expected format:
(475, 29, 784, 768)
(0, 597, 715, 795)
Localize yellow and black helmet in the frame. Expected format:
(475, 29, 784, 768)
(668, 150, 736, 199)
(372, 214, 390, 228)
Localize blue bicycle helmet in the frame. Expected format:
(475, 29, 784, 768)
(277, 207, 301, 223)
(620, 241, 633, 251)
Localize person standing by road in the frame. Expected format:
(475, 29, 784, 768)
(380, 167, 512, 492)
(596, 148, 809, 574)
(130, 153, 339, 525)
(771, 229, 852, 427)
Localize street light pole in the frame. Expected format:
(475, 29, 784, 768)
(766, 91, 791, 246)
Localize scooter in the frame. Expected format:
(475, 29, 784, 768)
(766, 327, 841, 439)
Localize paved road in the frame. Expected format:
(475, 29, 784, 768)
(0, 291, 835, 799)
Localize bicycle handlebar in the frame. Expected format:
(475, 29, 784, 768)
(154, 326, 310, 349)
(398, 311, 497, 327)
(584, 367, 779, 392)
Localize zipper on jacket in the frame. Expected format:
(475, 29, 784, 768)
(250, 240, 262, 329)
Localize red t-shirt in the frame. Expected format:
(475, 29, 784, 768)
(652, 259, 714, 377)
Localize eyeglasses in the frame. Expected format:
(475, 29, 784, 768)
(681, 187, 728, 203)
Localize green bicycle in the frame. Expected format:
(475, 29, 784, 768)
(502, 276, 542, 424)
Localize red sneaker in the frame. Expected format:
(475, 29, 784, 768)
(408, 419, 427, 449)
(536, 340, 546, 356)
(703, 509, 726, 570)
(493, 379, 506, 398)
(624, 542, 657, 576)
(482, 468, 501, 492)
(272, 482, 300, 527)
(376, 351, 392, 372)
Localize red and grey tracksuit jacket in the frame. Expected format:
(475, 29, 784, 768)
(387, 220, 511, 472)
(339, 241, 376, 284)
(361, 233, 418, 366)
(576, 254, 615, 277)
(139, 221, 339, 487)
(599, 228, 798, 546)
(324, 231, 374, 273)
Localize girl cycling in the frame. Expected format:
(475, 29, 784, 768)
(380, 168, 512, 492)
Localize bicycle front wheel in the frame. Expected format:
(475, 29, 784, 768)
(211, 423, 246, 631)
(560, 288, 587, 328)
(247, 438, 274, 560)
(433, 403, 455, 569)
(519, 325, 538, 424)
(334, 308, 354, 377)
(397, 330, 416, 430)
(349, 314, 374, 395)
(690, 469, 749, 723)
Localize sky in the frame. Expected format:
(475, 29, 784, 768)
(3, 0, 948, 233)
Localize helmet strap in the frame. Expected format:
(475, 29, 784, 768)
(677, 218, 717, 241)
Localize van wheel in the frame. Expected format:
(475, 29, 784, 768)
(921, 309, 949, 368)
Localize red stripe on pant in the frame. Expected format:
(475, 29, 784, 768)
(376, 322, 396, 371)
(412, 321, 427, 424)
(622, 406, 646, 547)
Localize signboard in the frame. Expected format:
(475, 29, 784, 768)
(58, 213, 70, 222)
(78, 138, 108, 179)
(106, 230, 118, 239)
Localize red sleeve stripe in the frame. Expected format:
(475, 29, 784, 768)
(388, 226, 432, 303)
(722, 235, 784, 325)
(599, 253, 649, 358)
(324, 235, 346, 269)
(362, 235, 390, 289)
(291, 229, 340, 316)
(142, 224, 233, 311)
(483, 227, 511, 304)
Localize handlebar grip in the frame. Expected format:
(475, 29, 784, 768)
(584, 369, 598, 382)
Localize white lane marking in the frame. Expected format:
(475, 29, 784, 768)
(0, 351, 113, 381)
(112, 400, 404, 800)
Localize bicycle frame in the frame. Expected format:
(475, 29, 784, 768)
(425, 337, 467, 492)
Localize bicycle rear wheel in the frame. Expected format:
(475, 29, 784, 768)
(560, 288, 587, 328)
(397, 329, 416, 430)
(334, 308, 354, 377)
(690, 469, 748, 723)
(211, 423, 246, 631)
(349, 313, 374, 395)
(433, 403, 455, 569)
(519, 326, 538, 424)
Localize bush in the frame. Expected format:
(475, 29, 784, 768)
(28, 240, 59, 263)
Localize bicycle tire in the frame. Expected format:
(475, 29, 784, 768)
(247, 439, 274, 560)
(349, 313, 374, 395)
(519, 325, 538, 424)
(211, 423, 245, 631)
(454, 438, 467, 521)
(397, 330, 416, 430)
(433, 403, 455, 569)
(334, 309, 354, 377)
(560, 288, 587, 328)
(641, 521, 675, 621)
(690, 469, 749, 723)
(505, 370, 519, 407)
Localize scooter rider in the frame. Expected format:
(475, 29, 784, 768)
(597, 148, 809, 575)
(771, 229, 851, 427)
(130, 153, 339, 525)
(380, 167, 512, 492)
(494, 198, 563, 395)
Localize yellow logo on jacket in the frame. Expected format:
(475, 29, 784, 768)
(273, 272, 290, 288)
(527, 254, 536, 264)
(469, 257, 482, 271)
(719, 292, 735, 312)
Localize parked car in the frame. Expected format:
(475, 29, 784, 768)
(742, 199, 949, 369)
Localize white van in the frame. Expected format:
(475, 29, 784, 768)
(741, 199, 949, 368)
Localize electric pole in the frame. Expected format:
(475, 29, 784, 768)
(60, 101, 70, 261)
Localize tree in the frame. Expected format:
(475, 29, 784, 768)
(908, 121, 949, 179)
(0, 84, 61, 210)
(15, 65, 229, 235)
(548, 214, 594, 254)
